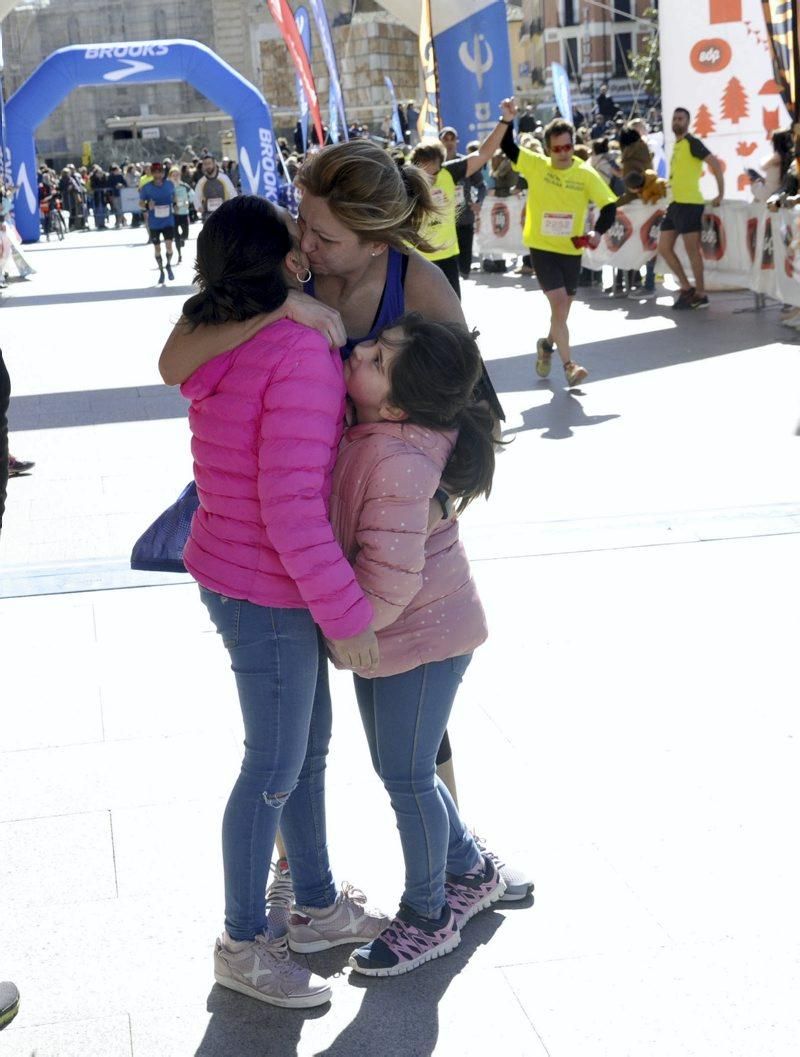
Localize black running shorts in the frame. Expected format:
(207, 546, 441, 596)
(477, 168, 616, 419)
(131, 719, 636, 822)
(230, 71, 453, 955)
(149, 226, 176, 244)
(528, 249, 582, 297)
(660, 203, 704, 235)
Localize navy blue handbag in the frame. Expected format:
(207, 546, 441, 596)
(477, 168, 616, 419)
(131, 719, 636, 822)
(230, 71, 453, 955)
(130, 480, 199, 573)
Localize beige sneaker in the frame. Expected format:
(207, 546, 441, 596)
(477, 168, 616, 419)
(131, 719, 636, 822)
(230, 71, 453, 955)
(214, 932, 331, 1008)
(536, 338, 554, 378)
(564, 361, 588, 387)
(288, 882, 391, 954)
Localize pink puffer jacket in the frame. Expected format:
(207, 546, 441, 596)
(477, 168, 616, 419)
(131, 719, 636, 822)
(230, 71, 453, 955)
(330, 420, 487, 677)
(180, 319, 373, 641)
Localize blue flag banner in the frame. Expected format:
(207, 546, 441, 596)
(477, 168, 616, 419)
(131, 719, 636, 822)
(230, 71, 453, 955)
(550, 61, 573, 125)
(307, 0, 348, 143)
(293, 6, 312, 151)
(384, 76, 405, 144)
(432, 0, 512, 147)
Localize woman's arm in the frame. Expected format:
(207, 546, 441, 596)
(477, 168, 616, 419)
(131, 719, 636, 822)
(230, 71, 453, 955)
(404, 253, 466, 325)
(158, 291, 348, 385)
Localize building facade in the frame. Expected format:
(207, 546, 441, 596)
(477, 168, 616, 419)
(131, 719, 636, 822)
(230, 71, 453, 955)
(517, 0, 657, 115)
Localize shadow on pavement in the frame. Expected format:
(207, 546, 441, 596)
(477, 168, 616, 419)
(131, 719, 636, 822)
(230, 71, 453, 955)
(0, 285, 195, 308)
(503, 390, 620, 440)
(9, 384, 188, 430)
(191, 913, 504, 1057)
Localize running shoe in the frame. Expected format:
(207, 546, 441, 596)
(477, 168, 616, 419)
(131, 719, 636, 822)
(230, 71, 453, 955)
(690, 294, 709, 309)
(349, 903, 460, 977)
(157, 269, 165, 286)
(7, 456, 34, 477)
(444, 854, 506, 929)
(472, 833, 534, 902)
(288, 882, 391, 954)
(536, 337, 554, 378)
(671, 286, 695, 310)
(166, 264, 175, 281)
(564, 362, 588, 387)
(0, 981, 20, 1030)
(213, 932, 331, 1008)
(266, 857, 294, 938)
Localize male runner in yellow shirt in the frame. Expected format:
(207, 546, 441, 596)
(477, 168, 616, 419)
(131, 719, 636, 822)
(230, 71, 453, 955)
(657, 107, 725, 310)
(499, 98, 618, 386)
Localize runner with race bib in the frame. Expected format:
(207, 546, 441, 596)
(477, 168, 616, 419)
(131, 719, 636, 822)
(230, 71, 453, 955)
(498, 98, 618, 387)
(139, 162, 178, 286)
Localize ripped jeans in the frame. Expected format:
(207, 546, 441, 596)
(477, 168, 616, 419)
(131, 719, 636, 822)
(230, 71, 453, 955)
(200, 588, 337, 941)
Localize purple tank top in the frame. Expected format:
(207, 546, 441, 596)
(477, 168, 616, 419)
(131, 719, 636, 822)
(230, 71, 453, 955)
(307, 248, 408, 359)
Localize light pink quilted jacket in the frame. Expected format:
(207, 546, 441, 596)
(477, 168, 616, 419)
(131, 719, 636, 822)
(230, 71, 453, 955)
(180, 319, 373, 640)
(330, 420, 487, 677)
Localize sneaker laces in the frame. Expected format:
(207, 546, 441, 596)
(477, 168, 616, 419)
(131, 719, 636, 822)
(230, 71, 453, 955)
(266, 860, 294, 909)
(339, 881, 384, 919)
(252, 933, 307, 980)
(471, 832, 506, 871)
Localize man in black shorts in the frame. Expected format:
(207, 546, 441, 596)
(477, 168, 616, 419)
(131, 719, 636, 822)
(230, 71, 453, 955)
(139, 162, 177, 285)
(657, 107, 725, 310)
(499, 99, 618, 386)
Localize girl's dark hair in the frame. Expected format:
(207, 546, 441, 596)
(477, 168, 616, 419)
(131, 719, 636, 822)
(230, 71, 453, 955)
(384, 313, 497, 513)
(618, 125, 642, 148)
(182, 196, 291, 328)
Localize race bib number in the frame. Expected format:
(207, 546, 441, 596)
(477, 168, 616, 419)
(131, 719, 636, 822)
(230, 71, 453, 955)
(206, 197, 223, 213)
(455, 185, 466, 208)
(153, 204, 171, 219)
(431, 188, 447, 208)
(541, 211, 574, 237)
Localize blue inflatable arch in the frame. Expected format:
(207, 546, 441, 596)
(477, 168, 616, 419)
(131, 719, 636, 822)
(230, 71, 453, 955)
(5, 39, 279, 242)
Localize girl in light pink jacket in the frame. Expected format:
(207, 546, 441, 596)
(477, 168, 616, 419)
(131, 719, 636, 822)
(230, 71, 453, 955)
(330, 314, 507, 978)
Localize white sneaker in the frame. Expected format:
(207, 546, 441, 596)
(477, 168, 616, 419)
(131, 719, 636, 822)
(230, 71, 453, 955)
(472, 833, 534, 903)
(266, 858, 294, 938)
(288, 882, 392, 954)
(214, 932, 331, 1008)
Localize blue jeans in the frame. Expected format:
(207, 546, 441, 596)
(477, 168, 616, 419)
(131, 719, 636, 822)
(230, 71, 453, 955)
(353, 655, 482, 918)
(200, 588, 337, 940)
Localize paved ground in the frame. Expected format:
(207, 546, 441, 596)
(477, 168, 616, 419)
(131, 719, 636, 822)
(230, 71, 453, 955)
(1, 226, 799, 1057)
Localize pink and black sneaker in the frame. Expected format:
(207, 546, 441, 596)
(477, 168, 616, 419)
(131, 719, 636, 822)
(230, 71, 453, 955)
(348, 903, 460, 977)
(444, 854, 507, 928)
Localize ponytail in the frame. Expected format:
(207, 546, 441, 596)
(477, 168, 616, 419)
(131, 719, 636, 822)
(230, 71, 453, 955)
(442, 401, 497, 514)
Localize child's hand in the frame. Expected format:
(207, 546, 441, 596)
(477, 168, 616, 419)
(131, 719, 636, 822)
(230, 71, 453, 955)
(327, 629, 379, 672)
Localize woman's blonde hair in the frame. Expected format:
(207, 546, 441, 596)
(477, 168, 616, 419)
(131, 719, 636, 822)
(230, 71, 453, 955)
(297, 140, 440, 254)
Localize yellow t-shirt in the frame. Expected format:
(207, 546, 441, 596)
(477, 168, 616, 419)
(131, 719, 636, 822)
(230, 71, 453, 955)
(512, 148, 617, 255)
(419, 161, 466, 262)
(669, 135, 710, 205)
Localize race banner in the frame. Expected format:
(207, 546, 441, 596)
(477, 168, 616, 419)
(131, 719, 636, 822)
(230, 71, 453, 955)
(660, 0, 791, 201)
(474, 197, 766, 291)
(308, 0, 348, 143)
(384, 76, 405, 145)
(418, 0, 440, 138)
(551, 62, 573, 125)
(432, 0, 513, 148)
(265, 0, 324, 147)
(773, 206, 800, 304)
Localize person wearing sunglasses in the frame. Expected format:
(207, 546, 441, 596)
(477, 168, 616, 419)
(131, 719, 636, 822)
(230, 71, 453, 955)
(498, 98, 618, 387)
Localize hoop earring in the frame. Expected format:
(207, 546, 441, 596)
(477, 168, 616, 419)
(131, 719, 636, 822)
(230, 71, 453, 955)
(296, 267, 312, 284)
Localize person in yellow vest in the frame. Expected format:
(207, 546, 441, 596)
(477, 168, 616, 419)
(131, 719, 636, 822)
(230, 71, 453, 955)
(657, 107, 725, 310)
(499, 97, 618, 387)
(409, 123, 508, 300)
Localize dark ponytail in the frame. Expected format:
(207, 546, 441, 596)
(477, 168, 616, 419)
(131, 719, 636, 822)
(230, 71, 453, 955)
(385, 314, 498, 513)
(182, 195, 292, 329)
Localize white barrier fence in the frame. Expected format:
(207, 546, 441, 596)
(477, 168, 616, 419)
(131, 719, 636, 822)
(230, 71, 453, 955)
(473, 198, 800, 307)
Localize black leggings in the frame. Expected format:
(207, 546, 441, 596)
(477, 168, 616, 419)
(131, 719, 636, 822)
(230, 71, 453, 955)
(174, 215, 189, 252)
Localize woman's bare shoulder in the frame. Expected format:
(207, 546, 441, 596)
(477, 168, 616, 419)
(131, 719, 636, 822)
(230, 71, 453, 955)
(403, 252, 466, 325)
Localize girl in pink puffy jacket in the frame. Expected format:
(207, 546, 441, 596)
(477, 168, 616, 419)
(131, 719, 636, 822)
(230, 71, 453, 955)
(179, 196, 391, 1010)
(330, 314, 508, 977)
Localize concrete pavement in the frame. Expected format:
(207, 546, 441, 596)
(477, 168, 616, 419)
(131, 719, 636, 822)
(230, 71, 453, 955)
(1, 227, 799, 1056)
